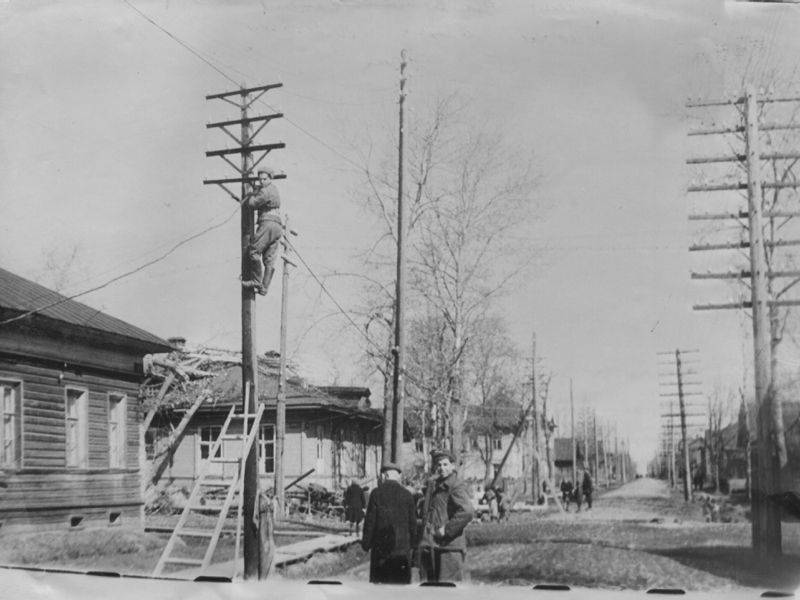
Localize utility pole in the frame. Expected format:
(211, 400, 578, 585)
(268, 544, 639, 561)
(390, 50, 408, 465)
(675, 349, 692, 502)
(275, 217, 296, 518)
(530, 333, 539, 499)
(686, 87, 800, 555)
(205, 82, 284, 579)
(658, 349, 703, 499)
(592, 408, 599, 484)
(582, 405, 588, 471)
(570, 378, 576, 486)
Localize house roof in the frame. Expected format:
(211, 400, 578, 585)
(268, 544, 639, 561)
(0, 266, 171, 350)
(554, 437, 584, 462)
(155, 356, 383, 426)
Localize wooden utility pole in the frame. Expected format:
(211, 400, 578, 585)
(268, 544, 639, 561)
(675, 349, 691, 502)
(275, 217, 294, 519)
(530, 333, 539, 498)
(582, 406, 588, 471)
(592, 408, 599, 484)
(570, 379, 576, 485)
(744, 86, 781, 555)
(685, 88, 800, 556)
(204, 82, 284, 579)
(390, 50, 408, 465)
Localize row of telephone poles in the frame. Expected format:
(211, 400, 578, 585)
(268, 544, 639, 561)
(687, 86, 800, 556)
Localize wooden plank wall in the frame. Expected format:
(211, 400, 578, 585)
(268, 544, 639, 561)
(0, 357, 143, 530)
(159, 410, 383, 492)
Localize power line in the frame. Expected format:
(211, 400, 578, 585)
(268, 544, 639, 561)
(0, 208, 239, 327)
(121, 0, 238, 87)
(122, 0, 364, 171)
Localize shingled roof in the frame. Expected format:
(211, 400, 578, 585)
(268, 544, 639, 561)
(0, 266, 171, 350)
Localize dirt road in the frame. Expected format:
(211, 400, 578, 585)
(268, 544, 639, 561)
(602, 477, 671, 499)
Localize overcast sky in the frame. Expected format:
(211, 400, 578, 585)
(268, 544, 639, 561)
(3, 0, 800, 469)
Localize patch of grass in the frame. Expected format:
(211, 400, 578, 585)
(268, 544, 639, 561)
(467, 542, 738, 591)
(0, 528, 163, 567)
(278, 543, 368, 580)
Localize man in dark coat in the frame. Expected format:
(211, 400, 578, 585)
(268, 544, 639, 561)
(582, 469, 594, 510)
(361, 462, 417, 584)
(343, 478, 366, 536)
(417, 449, 474, 583)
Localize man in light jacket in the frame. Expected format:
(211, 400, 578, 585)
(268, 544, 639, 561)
(417, 449, 474, 583)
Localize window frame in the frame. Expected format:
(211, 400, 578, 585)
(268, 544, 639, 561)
(107, 392, 126, 470)
(0, 378, 24, 470)
(198, 425, 222, 460)
(259, 424, 275, 475)
(64, 386, 89, 470)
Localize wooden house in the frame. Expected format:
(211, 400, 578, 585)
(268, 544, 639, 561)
(146, 354, 386, 494)
(0, 267, 172, 532)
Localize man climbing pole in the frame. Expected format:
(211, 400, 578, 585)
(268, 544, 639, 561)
(241, 166, 281, 296)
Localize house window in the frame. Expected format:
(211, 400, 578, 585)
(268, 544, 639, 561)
(316, 424, 324, 460)
(65, 388, 88, 469)
(260, 425, 275, 474)
(108, 393, 126, 469)
(199, 426, 222, 460)
(1, 380, 22, 469)
(492, 437, 503, 451)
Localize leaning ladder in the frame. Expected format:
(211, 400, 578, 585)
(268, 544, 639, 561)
(153, 389, 264, 577)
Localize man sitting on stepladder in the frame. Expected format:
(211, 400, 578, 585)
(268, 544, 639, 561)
(241, 166, 281, 296)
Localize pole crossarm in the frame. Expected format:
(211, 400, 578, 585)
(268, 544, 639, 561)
(687, 154, 800, 166)
(686, 97, 744, 108)
(206, 142, 286, 157)
(206, 113, 283, 129)
(692, 270, 800, 280)
(690, 239, 800, 251)
(687, 154, 745, 165)
(690, 210, 800, 221)
(693, 299, 800, 310)
(205, 83, 283, 100)
(203, 174, 287, 185)
(688, 123, 800, 136)
(686, 94, 800, 108)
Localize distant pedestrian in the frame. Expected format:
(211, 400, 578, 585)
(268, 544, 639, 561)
(582, 470, 594, 510)
(560, 479, 573, 510)
(573, 479, 583, 512)
(361, 462, 417, 584)
(343, 478, 366, 536)
(241, 167, 282, 296)
(495, 487, 508, 522)
(418, 449, 474, 583)
(483, 488, 499, 521)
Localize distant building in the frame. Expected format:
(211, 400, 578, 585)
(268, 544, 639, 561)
(0, 267, 171, 532)
(146, 355, 392, 493)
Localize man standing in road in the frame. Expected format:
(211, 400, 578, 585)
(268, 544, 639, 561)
(361, 463, 417, 584)
(241, 166, 281, 296)
(418, 449, 474, 583)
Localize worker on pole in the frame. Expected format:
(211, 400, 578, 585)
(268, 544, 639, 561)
(241, 166, 282, 296)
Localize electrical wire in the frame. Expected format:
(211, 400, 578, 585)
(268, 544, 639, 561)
(0, 208, 239, 327)
(122, 0, 365, 170)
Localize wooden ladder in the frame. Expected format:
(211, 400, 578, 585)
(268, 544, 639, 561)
(153, 388, 264, 578)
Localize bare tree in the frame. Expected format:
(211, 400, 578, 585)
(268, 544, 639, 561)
(355, 95, 544, 457)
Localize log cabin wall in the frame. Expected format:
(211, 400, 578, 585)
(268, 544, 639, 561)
(0, 348, 152, 533)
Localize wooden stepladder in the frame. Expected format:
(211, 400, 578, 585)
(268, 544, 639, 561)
(153, 385, 264, 578)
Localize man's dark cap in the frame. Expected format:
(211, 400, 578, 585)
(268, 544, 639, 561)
(430, 449, 456, 463)
(381, 461, 402, 473)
